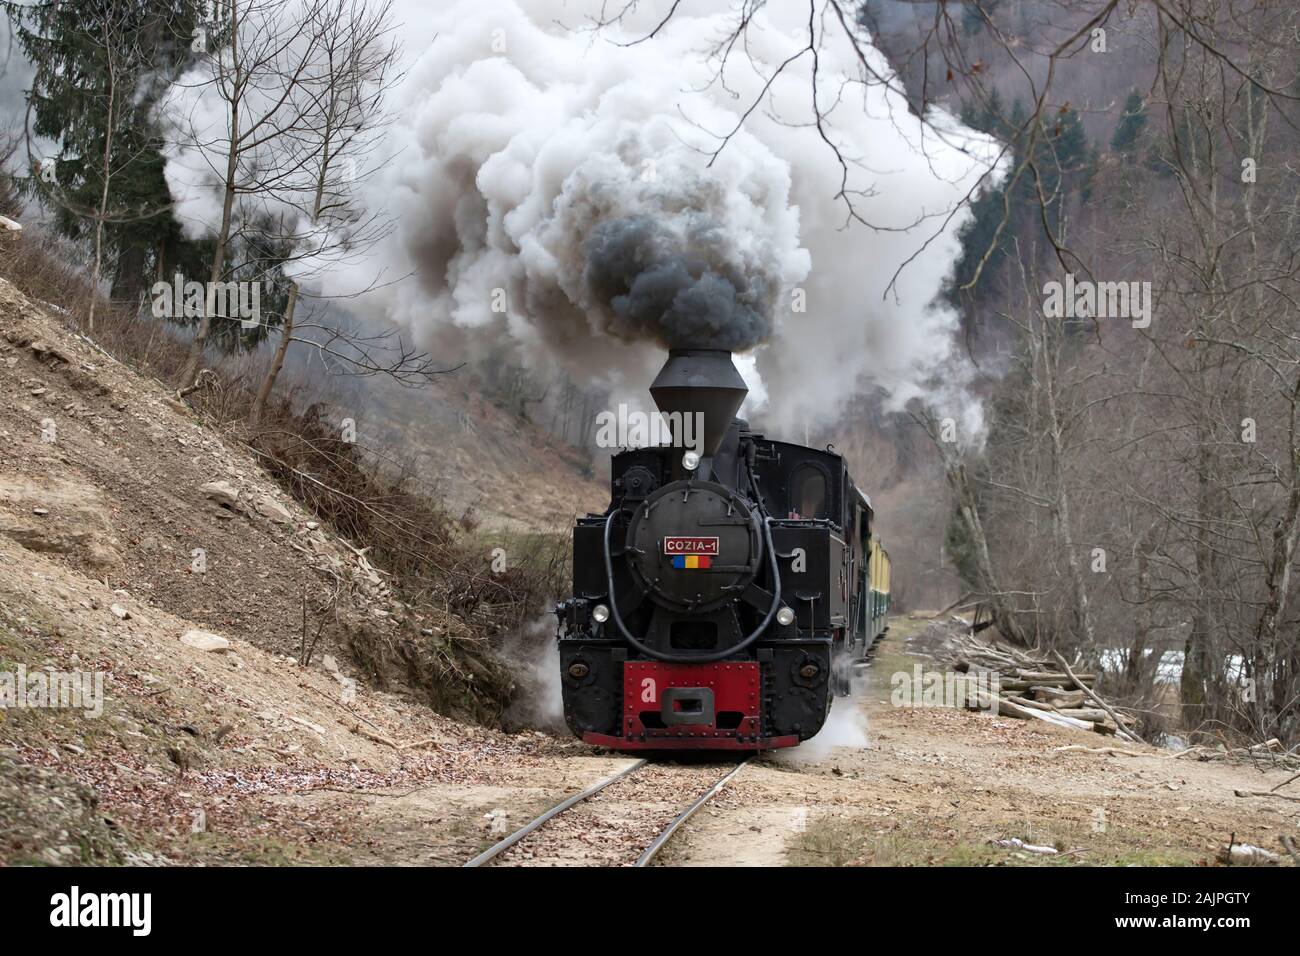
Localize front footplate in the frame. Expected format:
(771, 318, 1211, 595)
(585, 660, 798, 750)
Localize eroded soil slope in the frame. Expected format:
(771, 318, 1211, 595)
(0, 279, 596, 864)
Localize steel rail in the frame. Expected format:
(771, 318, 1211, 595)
(463, 758, 647, 867)
(634, 759, 750, 867)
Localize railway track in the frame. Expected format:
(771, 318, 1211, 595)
(464, 758, 750, 867)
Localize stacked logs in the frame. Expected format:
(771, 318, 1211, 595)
(933, 623, 1142, 742)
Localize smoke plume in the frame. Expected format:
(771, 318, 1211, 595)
(163, 0, 1001, 434)
(584, 214, 779, 351)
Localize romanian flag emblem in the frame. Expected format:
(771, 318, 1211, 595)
(664, 536, 719, 570)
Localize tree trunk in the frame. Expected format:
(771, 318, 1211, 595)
(937, 445, 1033, 647)
(87, 14, 117, 334)
(1181, 406, 1219, 733)
(249, 281, 299, 430)
(180, 2, 242, 391)
(180, 172, 236, 389)
(1125, 526, 1156, 692)
(1036, 304, 1095, 652)
(111, 242, 146, 310)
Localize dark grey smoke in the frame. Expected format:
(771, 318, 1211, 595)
(583, 215, 776, 351)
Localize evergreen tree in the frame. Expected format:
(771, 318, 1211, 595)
(5, 0, 205, 305)
(961, 88, 1008, 138)
(1038, 105, 1093, 212)
(1111, 90, 1148, 156)
(962, 0, 1000, 37)
(948, 96, 1095, 307)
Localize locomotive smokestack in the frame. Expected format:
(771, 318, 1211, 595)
(649, 349, 748, 459)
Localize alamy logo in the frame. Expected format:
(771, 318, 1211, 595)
(890, 665, 1000, 714)
(0, 665, 103, 718)
(151, 274, 263, 330)
(1042, 273, 1152, 328)
(49, 886, 151, 936)
(593, 404, 704, 454)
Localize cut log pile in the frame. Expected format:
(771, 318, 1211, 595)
(929, 620, 1143, 743)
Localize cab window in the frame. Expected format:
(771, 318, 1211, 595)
(790, 465, 828, 519)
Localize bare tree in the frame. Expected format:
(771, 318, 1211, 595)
(165, 0, 333, 388)
(85, 0, 127, 331)
(247, 0, 404, 427)
(931, 0, 1300, 744)
(915, 404, 1034, 647)
(0, 124, 20, 218)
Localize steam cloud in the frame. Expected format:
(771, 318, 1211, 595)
(163, 0, 1001, 435)
(584, 215, 779, 351)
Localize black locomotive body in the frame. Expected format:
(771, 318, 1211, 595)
(556, 349, 890, 751)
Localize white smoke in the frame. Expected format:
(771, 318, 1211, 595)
(500, 612, 565, 732)
(775, 696, 870, 766)
(776, 655, 871, 763)
(160, 0, 1000, 437)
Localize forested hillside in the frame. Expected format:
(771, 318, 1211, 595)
(866, 0, 1300, 747)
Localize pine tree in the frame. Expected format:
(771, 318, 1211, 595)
(6, 0, 205, 305)
(1111, 90, 1148, 156)
(962, 0, 1000, 36)
(948, 98, 1095, 307)
(1036, 105, 1094, 226)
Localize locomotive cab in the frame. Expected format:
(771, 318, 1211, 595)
(556, 349, 889, 751)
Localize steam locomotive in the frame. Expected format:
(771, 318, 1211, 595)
(555, 349, 891, 751)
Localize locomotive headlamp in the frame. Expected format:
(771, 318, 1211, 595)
(776, 606, 796, 626)
(591, 603, 610, 624)
(682, 450, 701, 471)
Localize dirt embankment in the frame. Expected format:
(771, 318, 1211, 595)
(0, 278, 594, 864)
(2, 278, 1295, 867)
(350, 369, 607, 534)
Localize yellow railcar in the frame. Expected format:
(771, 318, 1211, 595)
(849, 489, 890, 651)
(868, 534, 891, 641)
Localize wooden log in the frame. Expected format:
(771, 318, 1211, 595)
(1015, 670, 1097, 684)
(1029, 686, 1087, 706)
(1049, 708, 1110, 722)
(1056, 744, 1146, 756)
(1051, 650, 1146, 746)
(993, 680, 1036, 692)
(1234, 789, 1300, 804)
(974, 690, 1094, 730)
(1005, 694, 1046, 708)
(1006, 695, 1110, 724)
(997, 677, 1087, 692)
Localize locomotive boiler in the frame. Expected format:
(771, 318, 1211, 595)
(555, 349, 890, 751)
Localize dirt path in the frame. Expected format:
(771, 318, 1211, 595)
(303, 617, 1298, 868)
(657, 618, 1300, 866)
